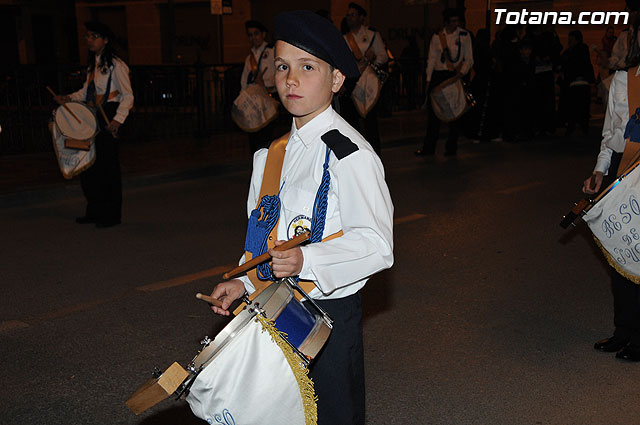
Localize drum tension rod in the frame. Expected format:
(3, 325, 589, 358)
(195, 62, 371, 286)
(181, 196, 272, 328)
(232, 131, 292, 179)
(287, 278, 333, 326)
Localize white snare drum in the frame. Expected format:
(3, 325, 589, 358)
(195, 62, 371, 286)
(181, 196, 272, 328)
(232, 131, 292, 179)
(184, 278, 332, 425)
(231, 84, 279, 133)
(430, 77, 475, 123)
(351, 66, 382, 118)
(584, 162, 640, 283)
(54, 101, 98, 141)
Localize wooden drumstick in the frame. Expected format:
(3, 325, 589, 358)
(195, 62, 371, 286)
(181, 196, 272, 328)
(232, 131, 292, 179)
(46, 86, 82, 124)
(222, 231, 310, 280)
(195, 293, 224, 307)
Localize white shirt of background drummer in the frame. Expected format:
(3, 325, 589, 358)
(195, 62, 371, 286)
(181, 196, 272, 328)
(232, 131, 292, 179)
(595, 67, 640, 175)
(240, 41, 275, 91)
(68, 54, 134, 124)
(425, 26, 473, 81)
(344, 26, 388, 66)
(237, 106, 394, 300)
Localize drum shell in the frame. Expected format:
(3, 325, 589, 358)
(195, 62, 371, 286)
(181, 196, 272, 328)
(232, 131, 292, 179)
(192, 279, 331, 371)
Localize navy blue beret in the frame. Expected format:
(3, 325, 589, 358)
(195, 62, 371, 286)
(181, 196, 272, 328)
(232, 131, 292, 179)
(85, 21, 114, 40)
(274, 10, 360, 79)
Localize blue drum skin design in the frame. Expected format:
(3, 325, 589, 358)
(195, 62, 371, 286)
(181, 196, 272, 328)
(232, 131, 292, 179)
(274, 298, 316, 348)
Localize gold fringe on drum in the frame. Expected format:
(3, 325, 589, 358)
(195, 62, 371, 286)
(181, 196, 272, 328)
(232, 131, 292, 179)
(256, 314, 318, 425)
(593, 236, 640, 285)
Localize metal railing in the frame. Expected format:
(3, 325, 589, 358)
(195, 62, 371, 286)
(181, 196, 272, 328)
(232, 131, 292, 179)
(0, 60, 426, 155)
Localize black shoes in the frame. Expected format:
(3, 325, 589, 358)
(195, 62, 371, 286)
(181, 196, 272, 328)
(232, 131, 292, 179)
(75, 216, 96, 224)
(594, 336, 630, 352)
(616, 344, 640, 362)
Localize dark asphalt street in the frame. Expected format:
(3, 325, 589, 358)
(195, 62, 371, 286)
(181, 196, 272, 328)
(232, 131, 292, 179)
(2, 132, 638, 424)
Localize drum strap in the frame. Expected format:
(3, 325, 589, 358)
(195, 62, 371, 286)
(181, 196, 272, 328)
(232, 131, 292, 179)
(247, 45, 268, 85)
(86, 68, 120, 106)
(617, 65, 640, 175)
(438, 31, 462, 73)
(238, 133, 344, 314)
(346, 32, 364, 61)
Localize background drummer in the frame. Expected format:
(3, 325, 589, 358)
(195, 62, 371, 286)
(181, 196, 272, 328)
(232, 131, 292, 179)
(239, 20, 277, 154)
(581, 19, 640, 362)
(415, 7, 472, 157)
(340, 2, 388, 157)
(209, 10, 394, 425)
(54, 21, 133, 228)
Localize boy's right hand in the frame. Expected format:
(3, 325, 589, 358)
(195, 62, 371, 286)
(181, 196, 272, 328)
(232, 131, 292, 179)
(209, 279, 246, 316)
(582, 171, 603, 194)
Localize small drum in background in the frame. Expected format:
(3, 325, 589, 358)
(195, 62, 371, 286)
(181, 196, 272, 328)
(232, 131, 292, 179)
(49, 102, 98, 179)
(583, 161, 640, 284)
(231, 84, 279, 133)
(351, 66, 382, 118)
(430, 76, 475, 123)
(54, 101, 98, 149)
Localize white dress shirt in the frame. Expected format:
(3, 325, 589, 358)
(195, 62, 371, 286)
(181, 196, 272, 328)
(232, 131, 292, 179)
(344, 26, 388, 66)
(238, 106, 394, 300)
(595, 66, 640, 174)
(69, 55, 134, 124)
(240, 41, 275, 91)
(426, 27, 473, 81)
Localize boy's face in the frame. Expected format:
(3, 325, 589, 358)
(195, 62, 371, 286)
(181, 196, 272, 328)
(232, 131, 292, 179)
(274, 40, 345, 128)
(247, 27, 265, 49)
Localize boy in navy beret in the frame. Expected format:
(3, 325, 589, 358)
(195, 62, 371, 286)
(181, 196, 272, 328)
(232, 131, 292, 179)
(210, 10, 394, 424)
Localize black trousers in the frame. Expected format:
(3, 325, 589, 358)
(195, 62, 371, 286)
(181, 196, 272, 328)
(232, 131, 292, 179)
(80, 102, 122, 223)
(421, 70, 460, 154)
(305, 292, 365, 425)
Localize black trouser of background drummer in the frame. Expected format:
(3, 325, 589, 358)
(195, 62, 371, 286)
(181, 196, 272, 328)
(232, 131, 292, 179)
(420, 70, 459, 155)
(81, 101, 122, 224)
(603, 152, 640, 345)
(305, 292, 365, 425)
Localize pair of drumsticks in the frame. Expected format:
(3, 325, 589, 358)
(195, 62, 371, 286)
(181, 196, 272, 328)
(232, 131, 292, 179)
(46, 86, 117, 137)
(195, 231, 310, 307)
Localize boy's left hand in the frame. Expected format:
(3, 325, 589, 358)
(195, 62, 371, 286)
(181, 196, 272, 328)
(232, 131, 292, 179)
(269, 240, 303, 278)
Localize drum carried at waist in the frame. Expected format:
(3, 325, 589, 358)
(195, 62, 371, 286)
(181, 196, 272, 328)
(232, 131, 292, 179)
(581, 161, 640, 284)
(126, 278, 332, 425)
(231, 84, 279, 133)
(351, 63, 387, 118)
(49, 101, 98, 179)
(430, 76, 476, 123)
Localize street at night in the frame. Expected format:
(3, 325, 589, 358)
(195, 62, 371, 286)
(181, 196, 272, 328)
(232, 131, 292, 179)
(2, 133, 639, 424)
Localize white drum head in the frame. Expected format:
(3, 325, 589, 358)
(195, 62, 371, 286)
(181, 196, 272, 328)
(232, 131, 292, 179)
(54, 102, 98, 140)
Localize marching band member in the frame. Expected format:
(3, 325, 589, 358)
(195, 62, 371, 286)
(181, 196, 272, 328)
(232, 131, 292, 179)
(415, 7, 473, 157)
(239, 20, 277, 154)
(582, 20, 640, 362)
(55, 21, 133, 228)
(341, 2, 388, 156)
(607, 0, 640, 71)
(209, 10, 394, 424)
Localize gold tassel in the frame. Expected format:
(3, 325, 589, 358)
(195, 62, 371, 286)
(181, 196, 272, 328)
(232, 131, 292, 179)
(593, 236, 640, 284)
(255, 314, 318, 425)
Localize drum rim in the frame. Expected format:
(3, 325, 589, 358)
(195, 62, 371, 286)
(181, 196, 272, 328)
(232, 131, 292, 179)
(54, 101, 99, 140)
(191, 281, 291, 370)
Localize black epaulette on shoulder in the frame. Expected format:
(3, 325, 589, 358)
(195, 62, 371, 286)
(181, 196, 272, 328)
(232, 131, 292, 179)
(460, 30, 468, 36)
(622, 28, 630, 33)
(321, 129, 358, 160)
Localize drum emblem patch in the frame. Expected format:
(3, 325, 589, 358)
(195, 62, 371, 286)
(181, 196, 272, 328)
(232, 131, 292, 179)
(288, 215, 311, 239)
